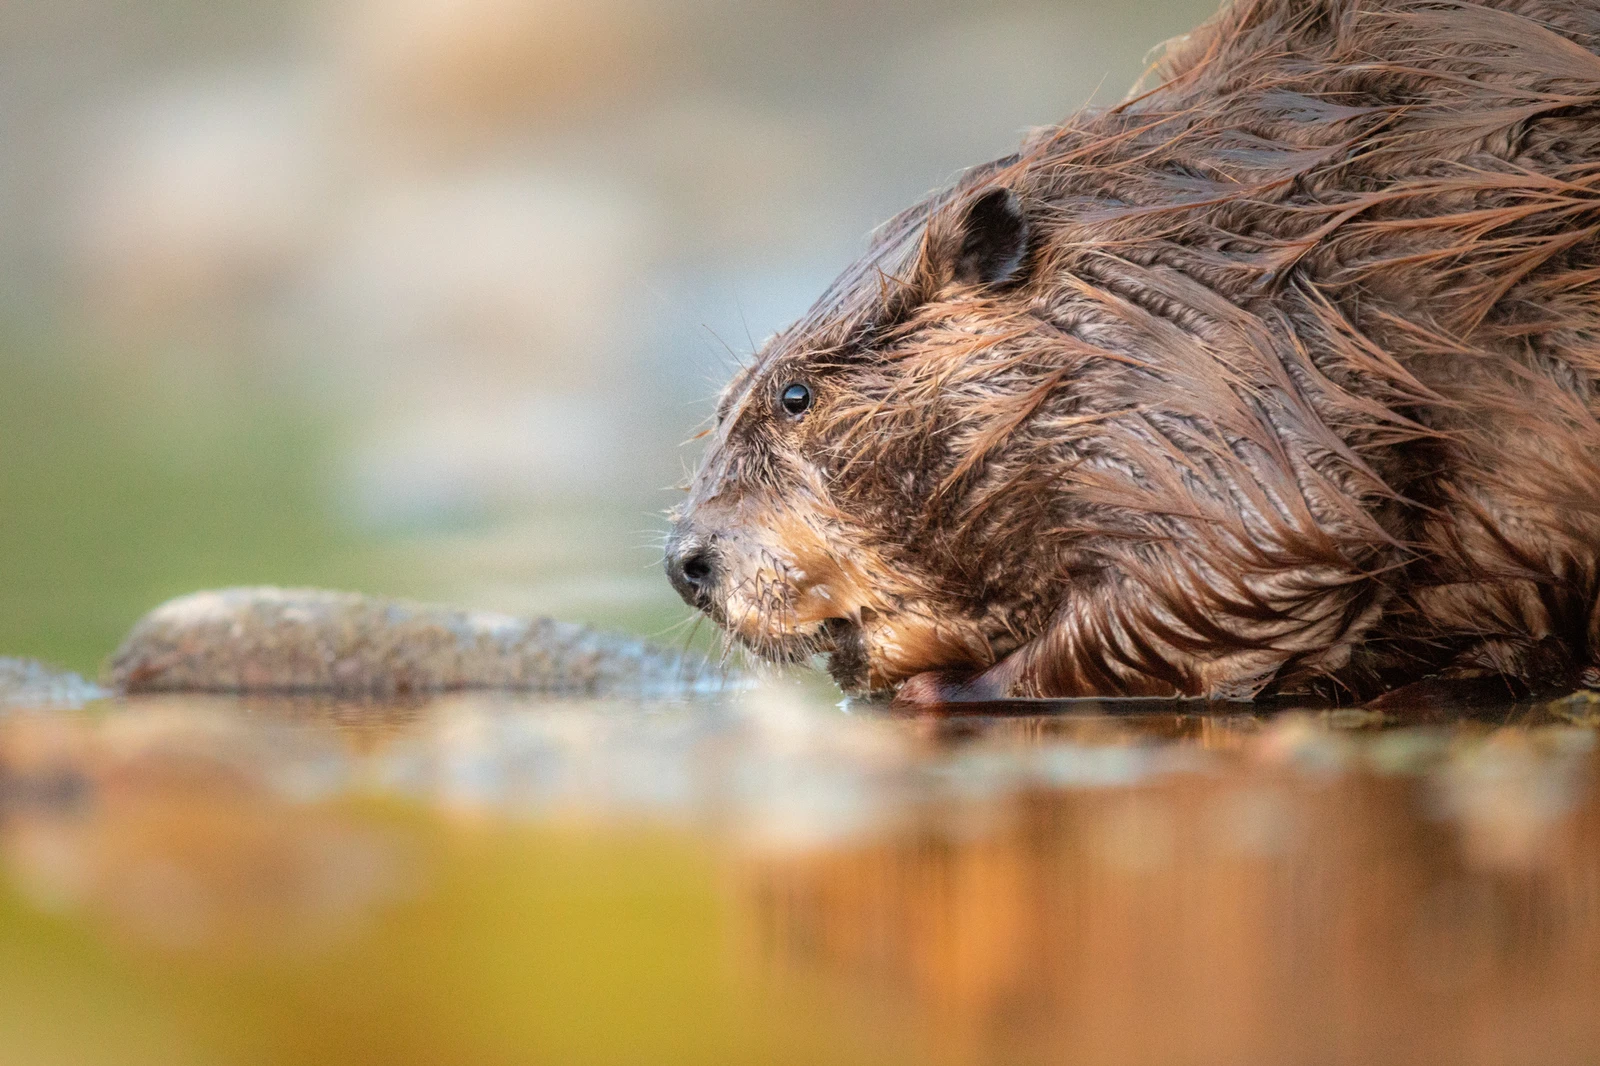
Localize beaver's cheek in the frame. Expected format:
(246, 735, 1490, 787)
(791, 572, 875, 625)
(785, 548, 889, 624)
(791, 583, 845, 624)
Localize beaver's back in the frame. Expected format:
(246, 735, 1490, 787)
(1017, 0, 1600, 691)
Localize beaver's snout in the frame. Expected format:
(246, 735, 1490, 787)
(664, 527, 718, 610)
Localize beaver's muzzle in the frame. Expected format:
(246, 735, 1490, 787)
(664, 527, 718, 611)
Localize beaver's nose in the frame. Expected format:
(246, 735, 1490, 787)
(665, 535, 718, 609)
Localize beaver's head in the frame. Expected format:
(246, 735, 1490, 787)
(667, 179, 1090, 694)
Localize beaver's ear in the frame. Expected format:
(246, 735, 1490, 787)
(952, 187, 1029, 287)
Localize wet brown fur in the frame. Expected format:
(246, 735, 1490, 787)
(673, 0, 1600, 702)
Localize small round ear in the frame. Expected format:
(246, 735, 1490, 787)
(952, 187, 1030, 287)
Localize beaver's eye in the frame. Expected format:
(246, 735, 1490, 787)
(779, 382, 813, 417)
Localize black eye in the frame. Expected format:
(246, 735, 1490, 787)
(779, 382, 812, 417)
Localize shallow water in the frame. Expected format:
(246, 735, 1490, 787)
(1, 687, 1598, 1065)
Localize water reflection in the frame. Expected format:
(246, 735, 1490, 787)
(0, 689, 1597, 1064)
(744, 718, 1600, 1065)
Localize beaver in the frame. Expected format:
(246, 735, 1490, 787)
(666, 0, 1600, 703)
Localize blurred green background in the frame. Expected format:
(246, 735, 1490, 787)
(0, 0, 1217, 674)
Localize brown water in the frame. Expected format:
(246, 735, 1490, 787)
(1, 687, 1598, 1065)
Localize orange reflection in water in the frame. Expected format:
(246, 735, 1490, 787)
(741, 709, 1600, 1066)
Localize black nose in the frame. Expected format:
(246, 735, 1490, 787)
(665, 536, 717, 608)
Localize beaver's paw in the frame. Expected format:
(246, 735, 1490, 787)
(892, 669, 1002, 707)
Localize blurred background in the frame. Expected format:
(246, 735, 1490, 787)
(13, 10, 1600, 1065)
(0, 0, 1219, 673)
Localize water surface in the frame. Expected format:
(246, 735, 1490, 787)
(2, 687, 1597, 1065)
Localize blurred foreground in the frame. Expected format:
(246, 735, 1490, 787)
(0, 685, 1597, 1065)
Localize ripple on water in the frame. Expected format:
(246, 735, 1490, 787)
(0, 659, 105, 709)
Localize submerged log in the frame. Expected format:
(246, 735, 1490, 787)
(107, 587, 735, 699)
